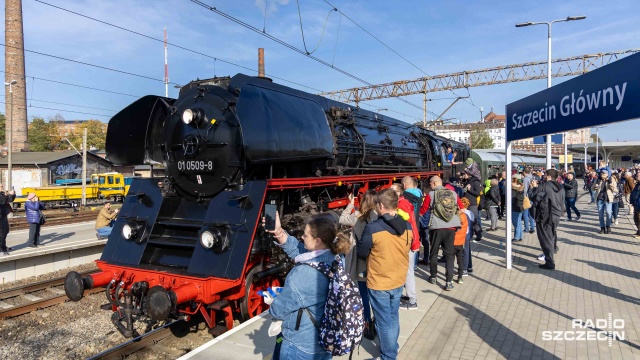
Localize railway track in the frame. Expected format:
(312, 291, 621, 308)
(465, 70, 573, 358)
(0, 270, 100, 319)
(8, 210, 99, 231)
(88, 322, 177, 360)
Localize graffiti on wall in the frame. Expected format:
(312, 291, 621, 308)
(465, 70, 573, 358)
(53, 163, 82, 176)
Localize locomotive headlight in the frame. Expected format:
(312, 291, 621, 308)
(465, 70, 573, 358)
(200, 230, 215, 249)
(182, 109, 194, 125)
(122, 221, 143, 240)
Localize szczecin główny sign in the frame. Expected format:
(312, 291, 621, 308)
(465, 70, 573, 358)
(506, 51, 640, 142)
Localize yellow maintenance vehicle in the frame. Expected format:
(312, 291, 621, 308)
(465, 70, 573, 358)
(13, 173, 131, 209)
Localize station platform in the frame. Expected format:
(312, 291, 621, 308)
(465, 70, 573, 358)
(180, 194, 640, 359)
(0, 222, 104, 283)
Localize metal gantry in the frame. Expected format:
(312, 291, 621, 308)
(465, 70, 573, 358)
(320, 49, 640, 103)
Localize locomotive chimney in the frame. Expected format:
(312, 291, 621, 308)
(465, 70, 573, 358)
(258, 48, 265, 77)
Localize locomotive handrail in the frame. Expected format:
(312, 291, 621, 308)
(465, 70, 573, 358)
(267, 171, 442, 190)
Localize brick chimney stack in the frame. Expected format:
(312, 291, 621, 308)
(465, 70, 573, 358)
(5, 0, 29, 151)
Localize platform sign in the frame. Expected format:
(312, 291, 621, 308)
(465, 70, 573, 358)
(506, 52, 640, 142)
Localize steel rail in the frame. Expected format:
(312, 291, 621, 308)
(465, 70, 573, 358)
(87, 322, 177, 360)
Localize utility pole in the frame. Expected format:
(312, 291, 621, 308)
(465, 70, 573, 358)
(164, 28, 169, 97)
(82, 128, 87, 207)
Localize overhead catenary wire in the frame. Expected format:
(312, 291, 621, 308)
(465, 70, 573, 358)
(295, 0, 337, 55)
(33, 0, 323, 93)
(1, 70, 141, 97)
(321, 0, 480, 111)
(189, 0, 427, 115)
(0, 101, 112, 117)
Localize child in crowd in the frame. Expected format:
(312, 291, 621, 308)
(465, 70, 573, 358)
(454, 197, 470, 284)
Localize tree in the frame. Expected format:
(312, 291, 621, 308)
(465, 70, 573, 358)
(0, 113, 5, 145)
(28, 117, 54, 151)
(69, 119, 106, 150)
(590, 134, 602, 144)
(469, 127, 494, 149)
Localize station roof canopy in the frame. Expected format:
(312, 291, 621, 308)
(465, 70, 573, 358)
(568, 141, 640, 158)
(0, 150, 110, 166)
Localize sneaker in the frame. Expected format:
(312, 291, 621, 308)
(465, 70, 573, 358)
(456, 276, 464, 284)
(0, 252, 9, 256)
(576, 215, 581, 221)
(615, 219, 619, 225)
(427, 276, 437, 284)
(467, 268, 474, 274)
(472, 239, 482, 243)
(606, 227, 611, 234)
(444, 282, 454, 291)
(529, 230, 535, 234)
(462, 270, 469, 277)
(402, 301, 418, 310)
(600, 228, 605, 234)
(537, 253, 545, 261)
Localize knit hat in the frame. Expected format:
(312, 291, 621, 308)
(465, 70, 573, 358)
(27, 192, 36, 200)
(465, 158, 474, 166)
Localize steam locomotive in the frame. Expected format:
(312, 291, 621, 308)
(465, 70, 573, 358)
(64, 74, 469, 337)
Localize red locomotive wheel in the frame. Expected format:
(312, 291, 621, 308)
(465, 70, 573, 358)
(240, 266, 281, 321)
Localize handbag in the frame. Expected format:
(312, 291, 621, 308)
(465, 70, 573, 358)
(39, 213, 47, 225)
(523, 196, 532, 210)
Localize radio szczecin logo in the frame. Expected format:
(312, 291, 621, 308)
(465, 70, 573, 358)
(542, 314, 625, 346)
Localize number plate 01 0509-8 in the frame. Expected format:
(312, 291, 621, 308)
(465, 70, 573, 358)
(177, 160, 214, 172)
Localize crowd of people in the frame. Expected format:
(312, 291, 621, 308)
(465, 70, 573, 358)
(264, 170, 483, 359)
(0, 188, 46, 256)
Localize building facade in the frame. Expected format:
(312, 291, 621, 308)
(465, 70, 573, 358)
(49, 119, 108, 137)
(432, 111, 507, 149)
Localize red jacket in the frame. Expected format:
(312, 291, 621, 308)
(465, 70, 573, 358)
(398, 197, 420, 251)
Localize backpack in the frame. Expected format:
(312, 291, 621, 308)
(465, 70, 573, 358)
(297, 256, 364, 357)
(431, 189, 458, 222)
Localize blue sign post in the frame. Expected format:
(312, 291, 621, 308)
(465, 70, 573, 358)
(502, 51, 640, 269)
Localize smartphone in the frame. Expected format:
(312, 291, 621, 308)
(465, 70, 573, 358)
(264, 204, 277, 231)
(352, 184, 361, 195)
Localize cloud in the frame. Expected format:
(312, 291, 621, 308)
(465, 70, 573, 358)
(255, 0, 290, 17)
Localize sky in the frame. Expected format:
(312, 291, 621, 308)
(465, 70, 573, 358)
(2, 0, 640, 141)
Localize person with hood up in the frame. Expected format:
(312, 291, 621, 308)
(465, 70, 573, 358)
(531, 169, 565, 270)
(358, 189, 412, 360)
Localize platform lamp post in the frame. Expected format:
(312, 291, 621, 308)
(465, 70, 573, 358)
(3, 80, 17, 190)
(516, 16, 586, 170)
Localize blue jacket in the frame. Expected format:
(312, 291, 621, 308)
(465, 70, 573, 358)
(269, 236, 336, 355)
(25, 201, 44, 224)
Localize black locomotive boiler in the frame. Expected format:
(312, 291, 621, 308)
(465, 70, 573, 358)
(64, 74, 468, 337)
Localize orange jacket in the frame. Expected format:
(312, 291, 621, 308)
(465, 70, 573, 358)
(454, 212, 468, 246)
(397, 197, 420, 251)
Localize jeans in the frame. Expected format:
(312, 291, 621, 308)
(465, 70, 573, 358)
(512, 211, 523, 240)
(277, 338, 330, 360)
(590, 190, 596, 203)
(522, 209, 535, 233)
(357, 281, 372, 322)
(488, 206, 499, 229)
(565, 197, 581, 220)
(597, 200, 613, 228)
(612, 202, 619, 220)
(369, 286, 403, 360)
(96, 226, 113, 237)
